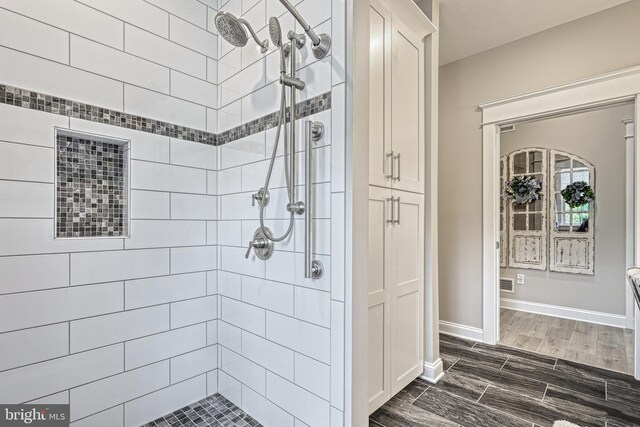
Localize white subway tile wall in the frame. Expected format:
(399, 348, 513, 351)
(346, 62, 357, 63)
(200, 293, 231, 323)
(0, 0, 347, 426)
(0, 0, 219, 423)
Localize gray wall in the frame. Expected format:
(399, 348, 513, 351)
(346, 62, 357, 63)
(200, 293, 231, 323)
(439, 1, 640, 328)
(500, 104, 631, 315)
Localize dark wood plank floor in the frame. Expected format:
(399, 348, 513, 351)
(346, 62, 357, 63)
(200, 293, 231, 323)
(369, 334, 640, 427)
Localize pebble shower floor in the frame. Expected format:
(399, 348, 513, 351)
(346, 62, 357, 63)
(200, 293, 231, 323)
(143, 394, 262, 427)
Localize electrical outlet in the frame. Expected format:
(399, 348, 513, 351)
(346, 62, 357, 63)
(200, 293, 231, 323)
(516, 274, 525, 285)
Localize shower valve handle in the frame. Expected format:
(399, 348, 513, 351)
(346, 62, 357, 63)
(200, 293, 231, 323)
(251, 188, 270, 207)
(245, 238, 267, 259)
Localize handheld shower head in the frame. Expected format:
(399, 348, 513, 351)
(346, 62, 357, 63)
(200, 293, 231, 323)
(269, 16, 288, 74)
(269, 17, 282, 48)
(215, 11, 269, 53)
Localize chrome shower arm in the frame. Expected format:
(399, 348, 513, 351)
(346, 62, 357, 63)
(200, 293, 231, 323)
(278, 0, 331, 59)
(239, 18, 269, 53)
(278, 0, 320, 45)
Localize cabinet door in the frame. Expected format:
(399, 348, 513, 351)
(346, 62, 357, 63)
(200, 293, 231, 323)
(367, 185, 393, 414)
(391, 18, 424, 193)
(369, 0, 393, 188)
(389, 190, 424, 394)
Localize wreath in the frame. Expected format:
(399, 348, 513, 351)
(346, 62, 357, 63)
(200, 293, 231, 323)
(561, 181, 594, 209)
(503, 176, 543, 205)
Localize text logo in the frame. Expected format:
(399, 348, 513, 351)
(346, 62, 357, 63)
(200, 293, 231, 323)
(0, 405, 69, 427)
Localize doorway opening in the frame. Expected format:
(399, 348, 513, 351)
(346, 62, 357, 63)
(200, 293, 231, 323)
(496, 103, 635, 374)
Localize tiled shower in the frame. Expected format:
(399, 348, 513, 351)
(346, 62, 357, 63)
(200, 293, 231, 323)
(0, 0, 347, 426)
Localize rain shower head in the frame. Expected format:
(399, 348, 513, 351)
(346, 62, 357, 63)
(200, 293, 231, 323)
(215, 11, 269, 53)
(269, 17, 282, 48)
(215, 12, 248, 47)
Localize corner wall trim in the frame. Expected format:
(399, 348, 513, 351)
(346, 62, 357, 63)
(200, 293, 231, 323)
(439, 321, 484, 342)
(501, 298, 627, 329)
(420, 359, 444, 384)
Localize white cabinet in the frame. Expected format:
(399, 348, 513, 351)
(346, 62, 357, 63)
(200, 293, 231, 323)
(368, 0, 432, 415)
(369, 0, 425, 194)
(367, 186, 424, 414)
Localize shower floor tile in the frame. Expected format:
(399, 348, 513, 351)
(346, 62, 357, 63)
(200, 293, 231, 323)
(143, 393, 262, 427)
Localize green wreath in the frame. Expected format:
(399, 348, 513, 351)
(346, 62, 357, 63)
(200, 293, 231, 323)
(561, 181, 594, 209)
(503, 176, 543, 205)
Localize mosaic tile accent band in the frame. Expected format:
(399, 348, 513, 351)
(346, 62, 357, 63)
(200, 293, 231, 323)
(216, 92, 331, 145)
(0, 83, 331, 147)
(56, 131, 129, 238)
(142, 394, 262, 427)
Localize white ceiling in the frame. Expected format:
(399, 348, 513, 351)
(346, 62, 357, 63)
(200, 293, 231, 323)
(439, 0, 630, 65)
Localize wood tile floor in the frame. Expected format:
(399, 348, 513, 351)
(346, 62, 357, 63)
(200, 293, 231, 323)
(500, 309, 634, 375)
(369, 334, 640, 427)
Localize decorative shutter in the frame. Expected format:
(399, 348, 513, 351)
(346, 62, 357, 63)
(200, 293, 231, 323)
(507, 148, 548, 271)
(549, 150, 595, 275)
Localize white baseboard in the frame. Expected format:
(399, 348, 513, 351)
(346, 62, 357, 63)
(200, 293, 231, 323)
(439, 320, 484, 342)
(501, 298, 627, 329)
(420, 359, 444, 384)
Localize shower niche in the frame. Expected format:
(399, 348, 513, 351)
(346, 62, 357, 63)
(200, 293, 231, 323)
(55, 129, 130, 239)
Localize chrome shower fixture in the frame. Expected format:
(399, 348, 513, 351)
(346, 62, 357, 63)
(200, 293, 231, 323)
(278, 0, 331, 59)
(215, 11, 269, 54)
(269, 16, 282, 47)
(269, 17, 288, 74)
(242, 9, 325, 279)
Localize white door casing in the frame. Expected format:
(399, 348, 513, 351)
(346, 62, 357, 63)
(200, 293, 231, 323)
(624, 119, 636, 329)
(500, 156, 509, 268)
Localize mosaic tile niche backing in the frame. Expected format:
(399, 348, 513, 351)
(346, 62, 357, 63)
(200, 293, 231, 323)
(56, 131, 129, 238)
